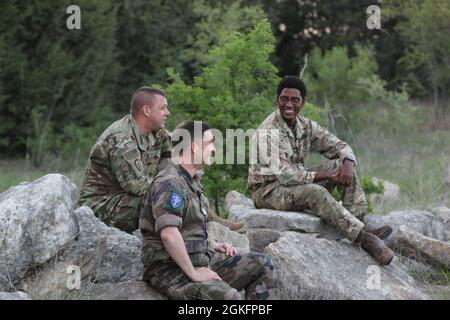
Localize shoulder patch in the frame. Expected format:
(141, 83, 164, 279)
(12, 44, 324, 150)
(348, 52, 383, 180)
(170, 191, 184, 209)
(162, 183, 186, 216)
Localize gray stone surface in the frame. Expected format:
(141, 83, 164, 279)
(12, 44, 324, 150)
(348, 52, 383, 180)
(265, 232, 430, 300)
(365, 210, 447, 248)
(0, 174, 79, 289)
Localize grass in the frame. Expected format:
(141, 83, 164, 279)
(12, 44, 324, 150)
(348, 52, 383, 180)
(0, 157, 86, 193)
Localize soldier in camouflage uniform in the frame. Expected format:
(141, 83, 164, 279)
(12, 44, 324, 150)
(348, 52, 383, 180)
(79, 87, 171, 233)
(140, 120, 278, 300)
(248, 76, 394, 265)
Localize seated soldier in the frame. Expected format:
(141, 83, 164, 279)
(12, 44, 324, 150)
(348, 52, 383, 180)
(140, 120, 278, 300)
(79, 87, 171, 233)
(79, 87, 243, 233)
(248, 76, 394, 265)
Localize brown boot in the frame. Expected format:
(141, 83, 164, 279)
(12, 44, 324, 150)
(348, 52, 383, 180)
(356, 230, 395, 265)
(364, 225, 393, 240)
(208, 210, 247, 233)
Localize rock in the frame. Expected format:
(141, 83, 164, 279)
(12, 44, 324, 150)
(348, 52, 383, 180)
(225, 191, 337, 236)
(264, 232, 430, 300)
(0, 174, 79, 290)
(247, 229, 282, 253)
(0, 291, 31, 300)
(207, 221, 249, 254)
(369, 178, 400, 206)
(21, 206, 143, 299)
(392, 226, 450, 269)
(60, 281, 165, 300)
(431, 206, 450, 240)
(84, 280, 165, 300)
(364, 210, 447, 248)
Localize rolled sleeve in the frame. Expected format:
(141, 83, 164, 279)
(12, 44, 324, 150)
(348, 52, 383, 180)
(155, 213, 182, 233)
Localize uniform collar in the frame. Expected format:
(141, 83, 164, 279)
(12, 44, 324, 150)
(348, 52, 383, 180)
(129, 114, 151, 151)
(177, 164, 194, 185)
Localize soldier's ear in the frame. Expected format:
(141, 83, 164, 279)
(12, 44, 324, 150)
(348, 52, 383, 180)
(142, 104, 152, 117)
(191, 141, 199, 154)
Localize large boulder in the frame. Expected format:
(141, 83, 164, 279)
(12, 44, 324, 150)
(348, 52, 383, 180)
(225, 191, 338, 237)
(393, 226, 450, 269)
(0, 174, 79, 290)
(247, 229, 283, 253)
(369, 178, 400, 206)
(365, 210, 447, 248)
(265, 232, 430, 300)
(431, 206, 450, 240)
(207, 221, 249, 254)
(21, 206, 144, 299)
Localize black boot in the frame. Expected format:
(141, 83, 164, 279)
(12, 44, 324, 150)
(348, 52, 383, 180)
(364, 225, 393, 240)
(356, 230, 395, 265)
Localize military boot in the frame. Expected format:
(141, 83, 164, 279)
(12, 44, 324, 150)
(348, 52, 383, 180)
(208, 210, 247, 233)
(364, 225, 393, 240)
(356, 230, 394, 265)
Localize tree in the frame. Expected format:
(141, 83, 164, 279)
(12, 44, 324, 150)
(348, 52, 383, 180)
(162, 20, 326, 213)
(0, 0, 118, 166)
(385, 0, 450, 115)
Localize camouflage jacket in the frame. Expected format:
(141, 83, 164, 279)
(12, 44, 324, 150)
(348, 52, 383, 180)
(140, 163, 211, 268)
(247, 110, 356, 196)
(79, 114, 172, 211)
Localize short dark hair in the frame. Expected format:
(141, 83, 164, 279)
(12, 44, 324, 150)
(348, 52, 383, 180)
(130, 86, 166, 116)
(172, 120, 211, 150)
(277, 76, 307, 100)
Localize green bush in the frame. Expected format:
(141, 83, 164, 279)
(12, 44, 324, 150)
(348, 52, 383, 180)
(163, 20, 327, 214)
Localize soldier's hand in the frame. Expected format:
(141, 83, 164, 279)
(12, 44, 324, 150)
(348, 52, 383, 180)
(214, 243, 237, 257)
(190, 267, 222, 282)
(339, 160, 354, 186)
(327, 168, 341, 184)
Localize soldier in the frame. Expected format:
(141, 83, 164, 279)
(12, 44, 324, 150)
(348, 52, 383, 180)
(79, 87, 172, 233)
(248, 76, 395, 265)
(79, 86, 244, 234)
(140, 120, 277, 300)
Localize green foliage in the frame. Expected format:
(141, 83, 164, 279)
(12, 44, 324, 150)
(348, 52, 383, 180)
(163, 20, 326, 212)
(0, 0, 118, 164)
(305, 45, 378, 108)
(181, 0, 266, 78)
(385, 0, 450, 109)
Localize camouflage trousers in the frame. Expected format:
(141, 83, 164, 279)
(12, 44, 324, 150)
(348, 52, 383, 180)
(144, 252, 278, 300)
(252, 159, 367, 242)
(94, 193, 143, 233)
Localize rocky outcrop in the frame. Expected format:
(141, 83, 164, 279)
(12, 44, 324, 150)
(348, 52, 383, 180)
(1, 176, 445, 300)
(365, 210, 448, 248)
(392, 226, 450, 268)
(207, 221, 249, 254)
(225, 191, 340, 238)
(0, 174, 79, 290)
(369, 178, 400, 206)
(20, 206, 143, 299)
(431, 206, 450, 240)
(265, 232, 430, 300)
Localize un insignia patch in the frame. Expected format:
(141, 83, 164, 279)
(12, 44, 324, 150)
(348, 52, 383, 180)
(170, 191, 184, 209)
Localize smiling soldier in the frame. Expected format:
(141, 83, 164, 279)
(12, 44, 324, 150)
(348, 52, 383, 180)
(248, 76, 395, 265)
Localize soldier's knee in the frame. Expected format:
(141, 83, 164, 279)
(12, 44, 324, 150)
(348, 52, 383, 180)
(223, 288, 242, 300)
(305, 184, 330, 198)
(243, 252, 274, 273)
